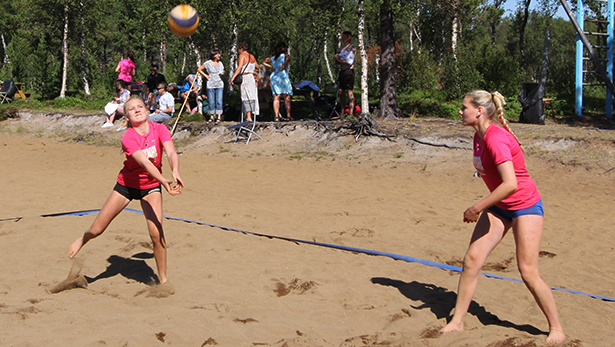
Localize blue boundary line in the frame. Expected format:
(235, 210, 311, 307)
(40, 208, 615, 302)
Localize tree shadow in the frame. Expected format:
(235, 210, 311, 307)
(86, 254, 158, 285)
(371, 277, 546, 337)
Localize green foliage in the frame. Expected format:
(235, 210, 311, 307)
(0, 0, 587, 120)
(397, 50, 439, 93)
(397, 90, 460, 119)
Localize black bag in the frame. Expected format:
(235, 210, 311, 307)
(233, 57, 249, 85)
(233, 74, 243, 85)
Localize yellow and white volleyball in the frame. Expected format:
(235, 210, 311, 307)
(168, 5, 199, 37)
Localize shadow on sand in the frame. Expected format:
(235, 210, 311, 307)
(371, 277, 546, 336)
(86, 254, 158, 285)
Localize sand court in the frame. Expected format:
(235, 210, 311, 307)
(1, 116, 614, 346)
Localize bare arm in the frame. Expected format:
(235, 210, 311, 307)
(463, 160, 517, 223)
(129, 149, 180, 195)
(197, 63, 209, 79)
(281, 54, 290, 71)
(230, 53, 248, 85)
(162, 140, 183, 193)
(261, 57, 273, 69)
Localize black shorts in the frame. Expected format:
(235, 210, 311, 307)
(338, 69, 355, 90)
(114, 182, 161, 200)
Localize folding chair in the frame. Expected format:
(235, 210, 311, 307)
(0, 80, 18, 104)
(314, 82, 341, 120)
(227, 113, 262, 145)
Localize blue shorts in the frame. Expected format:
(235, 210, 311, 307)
(487, 199, 543, 222)
(114, 182, 161, 200)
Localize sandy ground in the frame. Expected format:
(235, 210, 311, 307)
(0, 112, 614, 346)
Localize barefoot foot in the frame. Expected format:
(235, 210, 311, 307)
(546, 328, 566, 343)
(441, 321, 464, 333)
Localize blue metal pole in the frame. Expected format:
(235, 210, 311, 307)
(607, 0, 614, 118)
(576, 0, 584, 117)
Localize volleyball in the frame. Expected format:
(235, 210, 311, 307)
(168, 5, 199, 37)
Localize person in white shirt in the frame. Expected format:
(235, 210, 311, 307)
(334, 31, 356, 118)
(149, 82, 175, 123)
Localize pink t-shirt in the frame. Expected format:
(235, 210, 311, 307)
(118, 59, 135, 82)
(473, 124, 540, 210)
(117, 122, 172, 189)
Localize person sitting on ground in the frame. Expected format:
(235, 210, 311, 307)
(179, 74, 198, 114)
(103, 80, 131, 128)
(149, 82, 175, 123)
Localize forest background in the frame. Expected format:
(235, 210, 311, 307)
(0, 0, 609, 120)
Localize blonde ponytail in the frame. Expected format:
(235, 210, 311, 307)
(467, 90, 522, 149)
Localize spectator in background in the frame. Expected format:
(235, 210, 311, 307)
(198, 48, 225, 123)
(149, 82, 174, 123)
(115, 51, 136, 92)
(261, 42, 293, 122)
(334, 31, 356, 118)
(146, 64, 166, 94)
(230, 41, 259, 122)
(103, 80, 130, 128)
(179, 74, 198, 114)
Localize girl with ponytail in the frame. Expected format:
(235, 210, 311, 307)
(441, 90, 565, 343)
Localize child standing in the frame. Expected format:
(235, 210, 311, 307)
(69, 97, 183, 286)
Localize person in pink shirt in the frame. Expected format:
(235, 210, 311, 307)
(115, 51, 136, 92)
(69, 97, 183, 289)
(441, 90, 565, 343)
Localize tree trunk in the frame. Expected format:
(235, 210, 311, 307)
(438, 14, 448, 64)
(160, 40, 167, 74)
(1, 32, 8, 66)
(357, 0, 369, 115)
(451, 15, 459, 61)
(227, 19, 238, 96)
(323, 30, 335, 83)
(59, 3, 69, 98)
(376, 0, 403, 120)
(79, 0, 90, 96)
(519, 0, 531, 70)
(227, 0, 238, 96)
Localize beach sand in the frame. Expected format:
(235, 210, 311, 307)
(0, 113, 613, 346)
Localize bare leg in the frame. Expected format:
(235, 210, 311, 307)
(347, 89, 355, 117)
(284, 94, 291, 119)
(513, 215, 565, 343)
(442, 212, 509, 332)
(245, 111, 253, 122)
(141, 192, 167, 284)
(69, 191, 130, 258)
(273, 94, 281, 119)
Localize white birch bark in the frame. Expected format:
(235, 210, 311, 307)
(160, 40, 167, 74)
(323, 31, 335, 83)
(1, 32, 9, 66)
(59, 3, 69, 98)
(451, 15, 459, 61)
(79, 0, 90, 95)
(357, 0, 369, 115)
(227, 19, 238, 95)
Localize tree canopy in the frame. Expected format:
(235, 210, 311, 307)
(0, 0, 581, 117)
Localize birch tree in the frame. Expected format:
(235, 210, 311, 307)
(357, 0, 369, 115)
(59, 2, 69, 98)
